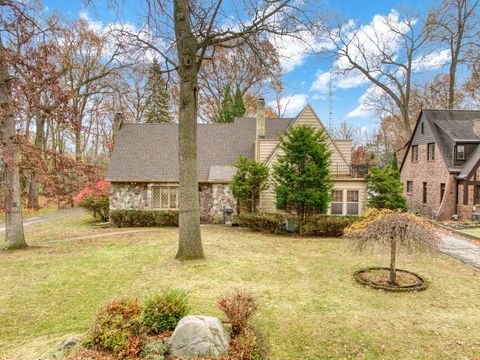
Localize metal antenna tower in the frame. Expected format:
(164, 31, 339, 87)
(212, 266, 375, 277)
(328, 66, 334, 133)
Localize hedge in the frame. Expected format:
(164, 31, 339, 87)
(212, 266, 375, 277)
(110, 210, 179, 227)
(303, 214, 360, 237)
(239, 213, 287, 234)
(239, 212, 361, 236)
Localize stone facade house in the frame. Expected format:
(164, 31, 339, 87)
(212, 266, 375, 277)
(400, 109, 480, 220)
(106, 101, 367, 223)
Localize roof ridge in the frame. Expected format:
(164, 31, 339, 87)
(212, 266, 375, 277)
(423, 108, 480, 112)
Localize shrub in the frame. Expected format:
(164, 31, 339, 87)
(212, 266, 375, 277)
(143, 342, 168, 360)
(239, 213, 287, 233)
(142, 289, 190, 333)
(84, 298, 143, 356)
(217, 289, 258, 337)
(240, 212, 360, 237)
(74, 181, 110, 221)
(303, 215, 361, 237)
(110, 210, 179, 227)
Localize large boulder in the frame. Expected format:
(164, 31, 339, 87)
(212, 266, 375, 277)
(169, 315, 229, 359)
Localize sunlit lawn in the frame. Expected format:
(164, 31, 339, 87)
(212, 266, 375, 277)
(1, 211, 479, 359)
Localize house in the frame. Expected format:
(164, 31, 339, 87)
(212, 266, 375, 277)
(106, 100, 368, 223)
(400, 109, 480, 220)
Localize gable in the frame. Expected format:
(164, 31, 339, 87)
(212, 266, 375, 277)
(263, 105, 351, 169)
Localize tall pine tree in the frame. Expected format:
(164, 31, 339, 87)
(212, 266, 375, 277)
(232, 86, 246, 118)
(144, 59, 172, 123)
(216, 83, 234, 123)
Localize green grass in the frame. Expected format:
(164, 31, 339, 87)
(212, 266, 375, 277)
(1, 211, 480, 359)
(459, 227, 480, 239)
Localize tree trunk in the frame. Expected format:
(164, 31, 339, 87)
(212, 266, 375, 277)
(0, 35, 26, 250)
(74, 125, 82, 161)
(174, 0, 204, 260)
(389, 239, 397, 285)
(251, 190, 256, 213)
(298, 205, 305, 236)
(27, 114, 45, 209)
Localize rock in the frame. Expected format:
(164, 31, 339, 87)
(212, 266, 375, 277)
(169, 315, 229, 359)
(58, 337, 79, 351)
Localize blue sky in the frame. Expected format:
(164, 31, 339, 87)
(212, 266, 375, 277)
(42, 0, 448, 130)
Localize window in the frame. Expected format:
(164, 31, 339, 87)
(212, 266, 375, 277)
(440, 183, 446, 202)
(422, 182, 427, 204)
(427, 143, 435, 161)
(407, 181, 413, 193)
(152, 186, 179, 209)
(331, 190, 343, 215)
(346, 190, 359, 215)
(421, 122, 424, 134)
(457, 145, 465, 160)
(411, 145, 419, 161)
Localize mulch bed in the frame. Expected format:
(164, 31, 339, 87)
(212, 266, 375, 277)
(354, 267, 428, 292)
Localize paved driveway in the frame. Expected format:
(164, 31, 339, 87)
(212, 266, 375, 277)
(439, 232, 480, 269)
(0, 207, 85, 232)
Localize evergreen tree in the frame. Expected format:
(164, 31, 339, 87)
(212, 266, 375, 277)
(216, 83, 234, 123)
(144, 59, 172, 123)
(232, 86, 246, 118)
(231, 156, 269, 213)
(273, 125, 333, 234)
(366, 164, 407, 210)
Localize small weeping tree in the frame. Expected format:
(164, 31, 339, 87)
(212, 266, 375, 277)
(345, 212, 439, 286)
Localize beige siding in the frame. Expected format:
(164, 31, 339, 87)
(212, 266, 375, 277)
(335, 140, 352, 164)
(258, 105, 360, 214)
(258, 140, 279, 163)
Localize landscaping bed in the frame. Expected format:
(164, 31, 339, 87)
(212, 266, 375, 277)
(354, 267, 428, 292)
(1, 211, 480, 359)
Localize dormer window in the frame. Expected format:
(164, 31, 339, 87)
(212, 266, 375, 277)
(457, 145, 465, 160)
(421, 122, 424, 134)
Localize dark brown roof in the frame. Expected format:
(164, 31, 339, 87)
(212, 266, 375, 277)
(106, 117, 293, 182)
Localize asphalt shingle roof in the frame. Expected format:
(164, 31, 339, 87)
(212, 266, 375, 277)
(106, 117, 293, 182)
(423, 110, 480, 176)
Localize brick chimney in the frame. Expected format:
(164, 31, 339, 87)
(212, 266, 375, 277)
(256, 98, 265, 138)
(112, 112, 124, 142)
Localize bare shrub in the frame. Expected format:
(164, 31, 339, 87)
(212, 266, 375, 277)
(217, 290, 258, 337)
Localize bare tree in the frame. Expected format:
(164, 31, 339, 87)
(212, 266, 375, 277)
(61, 19, 130, 160)
(322, 11, 433, 139)
(332, 119, 360, 148)
(198, 42, 281, 122)
(0, 17, 26, 249)
(113, 0, 310, 259)
(429, 0, 480, 109)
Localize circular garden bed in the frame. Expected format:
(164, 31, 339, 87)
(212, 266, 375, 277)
(354, 267, 428, 292)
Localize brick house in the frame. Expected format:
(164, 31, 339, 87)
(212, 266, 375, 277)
(106, 100, 367, 223)
(400, 109, 480, 220)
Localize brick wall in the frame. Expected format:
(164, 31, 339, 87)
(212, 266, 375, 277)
(400, 143, 451, 217)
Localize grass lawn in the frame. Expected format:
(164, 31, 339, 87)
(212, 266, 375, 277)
(1, 211, 479, 359)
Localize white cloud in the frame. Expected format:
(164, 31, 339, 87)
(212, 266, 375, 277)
(270, 29, 334, 74)
(269, 94, 308, 117)
(346, 86, 381, 119)
(412, 49, 450, 72)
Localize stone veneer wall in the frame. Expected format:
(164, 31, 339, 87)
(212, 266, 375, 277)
(199, 184, 237, 224)
(110, 182, 236, 224)
(110, 182, 149, 210)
